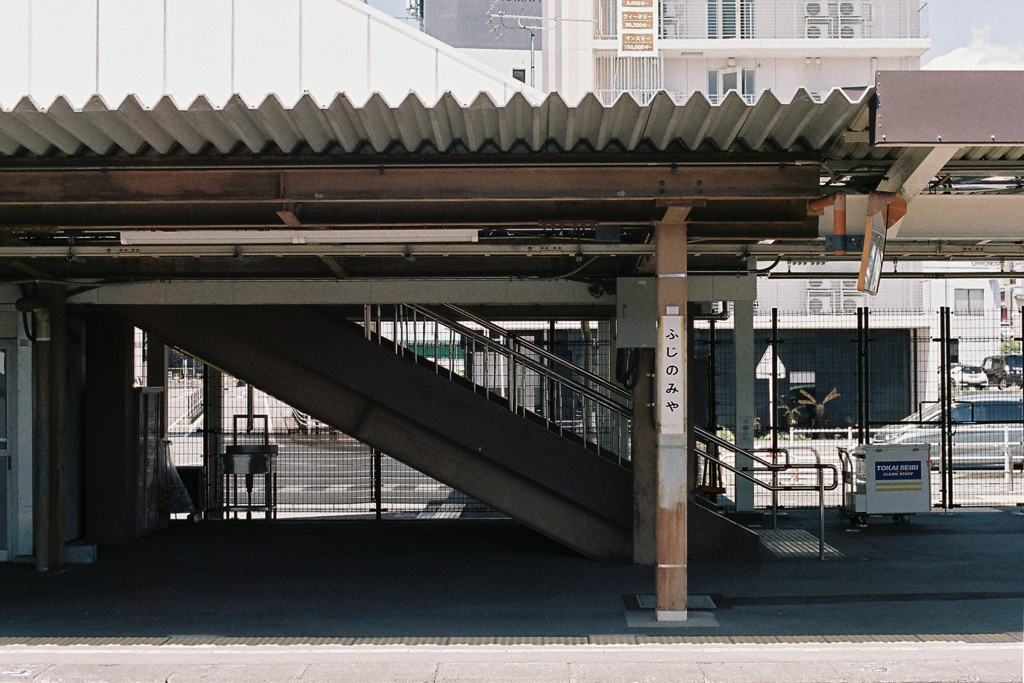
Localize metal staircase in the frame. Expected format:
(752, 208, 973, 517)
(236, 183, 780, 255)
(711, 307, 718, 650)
(106, 304, 634, 559)
(365, 304, 632, 465)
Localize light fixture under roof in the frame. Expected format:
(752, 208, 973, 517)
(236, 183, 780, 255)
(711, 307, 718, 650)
(119, 229, 479, 246)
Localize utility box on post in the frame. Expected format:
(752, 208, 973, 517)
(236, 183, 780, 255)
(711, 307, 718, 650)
(841, 444, 931, 525)
(615, 277, 656, 348)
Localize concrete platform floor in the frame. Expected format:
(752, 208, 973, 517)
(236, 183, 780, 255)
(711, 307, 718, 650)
(0, 508, 1021, 681)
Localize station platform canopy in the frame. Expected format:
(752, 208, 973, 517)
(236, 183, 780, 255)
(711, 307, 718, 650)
(0, 64, 1023, 283)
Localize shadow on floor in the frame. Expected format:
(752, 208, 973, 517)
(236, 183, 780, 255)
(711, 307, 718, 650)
(0, 510, 1021, 639)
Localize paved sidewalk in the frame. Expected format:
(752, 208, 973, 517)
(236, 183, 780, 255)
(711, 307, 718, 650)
(0, 641, 1021, 683)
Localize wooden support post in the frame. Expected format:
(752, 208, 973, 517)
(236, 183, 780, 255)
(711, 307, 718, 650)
(655, 208, 689, 621)
(32, 284, 66, 571)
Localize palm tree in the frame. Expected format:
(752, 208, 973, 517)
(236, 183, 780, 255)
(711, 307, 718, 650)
(798, 388, 841, 428)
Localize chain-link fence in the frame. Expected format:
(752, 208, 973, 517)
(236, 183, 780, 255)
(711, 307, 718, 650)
(697, 307, 1024, 511)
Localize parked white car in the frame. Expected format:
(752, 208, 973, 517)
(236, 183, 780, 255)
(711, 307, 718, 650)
(950, 364, 988, 389)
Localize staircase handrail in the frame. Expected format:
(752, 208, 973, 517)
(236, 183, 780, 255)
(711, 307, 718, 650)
(694, 427, 838, 561)
(436, 304, 632, 405)
(695, 426, 790, 470)
(404, 305, 631, 417)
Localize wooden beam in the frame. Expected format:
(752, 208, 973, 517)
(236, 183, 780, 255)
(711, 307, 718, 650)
(319, 256, 348, 279)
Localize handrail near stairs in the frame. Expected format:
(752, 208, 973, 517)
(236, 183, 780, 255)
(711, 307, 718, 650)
(364, 304, 632, 464)
(694, 426, 839, 561)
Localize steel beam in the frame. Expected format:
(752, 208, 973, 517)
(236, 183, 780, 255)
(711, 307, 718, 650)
(0, 165, 819, 206)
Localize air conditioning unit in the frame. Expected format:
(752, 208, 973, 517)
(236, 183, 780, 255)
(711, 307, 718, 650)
(841, 297, 860, 315)
(840, 23, 865, 38)
(840, 1, 872, 21)
(806, 2, 824, 16)
(808, 295, 834, 315)
(806, 23, 826, 38)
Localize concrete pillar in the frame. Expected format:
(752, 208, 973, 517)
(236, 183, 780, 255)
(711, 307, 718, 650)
(146, 338, 170, 529)
(84, 312, 135, 545)
(146, 338, 168, 442)
(203, 367, 224, 518)
(734, 299, 756, 512)
(654, 209, 688, 621)
(31, 284, 66, 570)
(632, 348, 656, 565)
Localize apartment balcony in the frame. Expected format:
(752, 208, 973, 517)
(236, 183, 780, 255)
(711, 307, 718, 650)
(594, 0, 930, 56)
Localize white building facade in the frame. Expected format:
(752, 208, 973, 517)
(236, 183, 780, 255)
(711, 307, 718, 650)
(544, 0, 929, 104)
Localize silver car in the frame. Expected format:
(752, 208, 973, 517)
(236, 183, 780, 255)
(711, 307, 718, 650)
(873, 396, 1022, 471)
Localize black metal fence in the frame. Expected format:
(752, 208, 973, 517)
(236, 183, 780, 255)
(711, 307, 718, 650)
(697, 307, 1024, 510)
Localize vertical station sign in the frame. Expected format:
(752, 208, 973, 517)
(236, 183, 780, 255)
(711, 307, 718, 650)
(658, 315, 684, 434)
(618, 0, 659, 57)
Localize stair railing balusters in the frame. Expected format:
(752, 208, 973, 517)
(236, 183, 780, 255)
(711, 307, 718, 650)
(482, 340, 489, 399)
(393, 306, 399, 355)
(371, 304, 632, 463)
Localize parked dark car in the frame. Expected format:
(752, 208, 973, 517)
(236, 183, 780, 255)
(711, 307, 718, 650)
(981, 355, 1023, 389)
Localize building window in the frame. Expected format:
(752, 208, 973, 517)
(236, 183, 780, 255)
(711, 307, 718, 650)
(708, 1, 755, 39)
(512, 69, 526, 83)
(743, 68, 756, 97)
(954, 289, 985, 315)
(707, 67, 755, 103)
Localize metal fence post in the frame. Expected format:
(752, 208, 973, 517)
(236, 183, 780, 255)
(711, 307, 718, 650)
(373, 449, 382, 521)
(857, 308, 865, 446)
(771, 308, 779, 529)
(938, 306, 950, 510)
(864, 308, 871, 445)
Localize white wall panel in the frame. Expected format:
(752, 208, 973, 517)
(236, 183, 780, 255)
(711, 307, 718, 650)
(97, 0, 163, 107)
(0, 0, 539, 115)
(302, 0, 370, 105)
(0, 0, 31, 109)
(235, 0, 301, 106)
(165, 0, 232, 107)
(369, 18, 437, 105)
(30, 0, 97, 108)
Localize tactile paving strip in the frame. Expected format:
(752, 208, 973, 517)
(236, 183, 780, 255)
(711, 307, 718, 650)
(758, 529, 843, 558)
(0, 633, 1018, 646)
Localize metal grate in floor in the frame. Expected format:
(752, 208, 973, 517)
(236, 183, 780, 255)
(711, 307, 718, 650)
(758, 529, 843, 559)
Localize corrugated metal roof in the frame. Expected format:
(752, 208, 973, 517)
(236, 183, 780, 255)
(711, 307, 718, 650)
(0, 88, 870, 159)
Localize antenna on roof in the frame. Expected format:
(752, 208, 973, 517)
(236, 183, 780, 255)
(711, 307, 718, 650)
(484, 2, 592, 89)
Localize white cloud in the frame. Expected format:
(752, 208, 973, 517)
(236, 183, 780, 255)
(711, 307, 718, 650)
(924, 26, 1024, 70)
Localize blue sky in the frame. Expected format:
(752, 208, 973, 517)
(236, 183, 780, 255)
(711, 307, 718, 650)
(920, 0, 1024, 68)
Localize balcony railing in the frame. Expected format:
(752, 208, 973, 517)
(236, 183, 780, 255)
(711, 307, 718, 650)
(595, 0, 929, 41)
